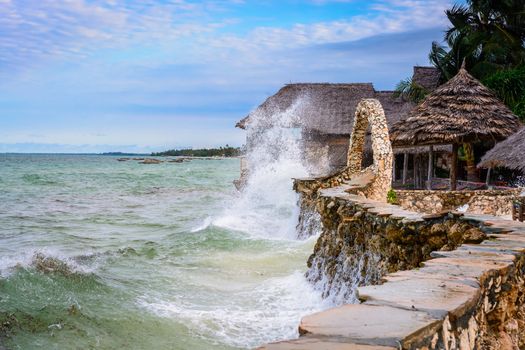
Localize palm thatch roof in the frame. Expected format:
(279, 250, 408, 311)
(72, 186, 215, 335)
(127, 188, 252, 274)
(394, 145, 452, 155)
(390, 66, 522, 147)
(412, 66, 441, 91)
(236, 83, 414, 135)
(478, 127, 525, 172)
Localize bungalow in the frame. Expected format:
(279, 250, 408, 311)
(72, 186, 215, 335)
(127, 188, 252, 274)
(235, 66, 442, 188)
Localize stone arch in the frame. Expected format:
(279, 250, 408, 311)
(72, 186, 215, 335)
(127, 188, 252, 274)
(346, 99, 393, 201)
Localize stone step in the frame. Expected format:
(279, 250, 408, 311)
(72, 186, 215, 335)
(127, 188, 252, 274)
(357, 277, 479, 319)
(429, 249, 517, 262)
(298, 304, 441, 349)
(257, 337, 396, 350)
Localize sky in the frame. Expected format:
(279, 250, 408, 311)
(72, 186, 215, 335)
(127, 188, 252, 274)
(0, 0, 460, 153)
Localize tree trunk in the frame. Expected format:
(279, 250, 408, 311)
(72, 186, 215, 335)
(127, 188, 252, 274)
(463, 143, 479, 182)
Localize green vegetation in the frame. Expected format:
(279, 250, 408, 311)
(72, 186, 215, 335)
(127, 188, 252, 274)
(386, 189, 398, 204)
(430, 0, 525, 81)
(483, 65, 525, 121)
(151, 145, 240, 157)
(393, 77, 429, 103)
(396, 0, 525, 111)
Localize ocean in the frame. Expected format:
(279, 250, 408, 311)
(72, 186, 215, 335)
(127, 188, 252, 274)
(0, 154, 328, 350)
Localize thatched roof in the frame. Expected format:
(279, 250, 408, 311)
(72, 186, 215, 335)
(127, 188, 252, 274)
(390, 66, 522, 147)
(237, 83, 414, 135)
(478, 127, 525, 172)
(394, 145, 452, 155)
(412, 66, 441, 92)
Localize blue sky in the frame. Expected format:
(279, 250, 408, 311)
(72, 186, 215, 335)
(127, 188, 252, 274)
(0, 0, 459, 153)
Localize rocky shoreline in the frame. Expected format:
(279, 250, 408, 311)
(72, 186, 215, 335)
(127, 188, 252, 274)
(258, 182, 525, 349)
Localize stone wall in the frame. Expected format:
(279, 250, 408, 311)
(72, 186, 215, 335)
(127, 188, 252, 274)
(305, 194, 486, 305)
(395, 189, 521, 216)
(261, 186, 525, 349)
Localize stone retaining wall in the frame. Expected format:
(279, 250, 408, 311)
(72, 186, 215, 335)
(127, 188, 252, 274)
(305, 193, 486, 305)
(395, 189, 521, 216)
(260, 186, 525, 349)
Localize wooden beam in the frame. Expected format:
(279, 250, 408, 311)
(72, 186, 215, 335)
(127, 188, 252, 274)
(450, 144, 458, 191)
(402, 153, 408, 185)
(427, 146, 434, 190)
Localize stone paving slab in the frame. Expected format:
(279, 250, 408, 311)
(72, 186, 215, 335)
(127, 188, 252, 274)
(422, 256, 513, 271)
(430, 249, 517, 262)
(382, 268, 480, 288)
(320, 189, 426, 223)
(257, 337, 396, 350)
(457, 243, 525, 254)
(298, 304, 441, 348)
(358, 277, 480, 319)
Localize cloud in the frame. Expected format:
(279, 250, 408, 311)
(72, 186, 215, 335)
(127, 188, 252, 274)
(209, 0, 450, 54)
(0, 0, 452, 74)
(0, 0, 456, 152)
(0, 0, 234, 74)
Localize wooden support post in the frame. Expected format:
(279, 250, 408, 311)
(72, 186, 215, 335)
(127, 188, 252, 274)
(402, 153, 408, 185)
(392, 154, 397, 181)
(427, 146, 434, 190)
(485, 167, 492, 188)
(413, 154, 418, 189)
(450, 144, 458, 191)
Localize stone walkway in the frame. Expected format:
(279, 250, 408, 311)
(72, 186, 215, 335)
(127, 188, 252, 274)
(258, 184, 525, 350)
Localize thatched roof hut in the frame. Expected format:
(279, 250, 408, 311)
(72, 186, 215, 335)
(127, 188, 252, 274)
(478, 127, 525, 172)
(236, 83, 413, 134)
(390, 64, 522, 190)
(390, 65, 521, 147)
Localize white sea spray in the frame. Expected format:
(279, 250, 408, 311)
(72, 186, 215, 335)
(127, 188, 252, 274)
(213, 96, 314, 239)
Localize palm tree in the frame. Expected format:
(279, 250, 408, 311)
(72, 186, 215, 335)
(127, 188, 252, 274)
(483, 64, 525, 121)
(430, 0, 525, 80)
(393, 78, 429, 103)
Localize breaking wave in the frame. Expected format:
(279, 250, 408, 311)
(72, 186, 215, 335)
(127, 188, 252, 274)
(214, 97, 314, 240)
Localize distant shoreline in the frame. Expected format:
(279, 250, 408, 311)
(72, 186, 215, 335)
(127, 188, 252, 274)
(0, 153, 240, 159)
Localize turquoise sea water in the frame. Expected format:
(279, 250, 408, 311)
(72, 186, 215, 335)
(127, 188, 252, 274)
(0, 154, 326, 350)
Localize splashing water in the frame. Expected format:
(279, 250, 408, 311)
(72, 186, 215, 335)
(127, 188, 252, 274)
(214, 97, 313, 239)
(306, 250, 383, 305)
(0, 98, 331, 350)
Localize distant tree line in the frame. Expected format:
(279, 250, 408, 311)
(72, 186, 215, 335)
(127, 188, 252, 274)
(151, 145, 240, 157)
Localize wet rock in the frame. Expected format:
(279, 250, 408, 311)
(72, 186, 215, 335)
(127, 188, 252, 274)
(139, 158, 162, 164)
(463, 228, 487, 244)
(32, 253, 74, 276)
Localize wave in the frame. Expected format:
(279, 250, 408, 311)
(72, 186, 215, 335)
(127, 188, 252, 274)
(213, 98, 312, 240)
(0, 249, 107, 279)
(190, 217, 213, 233)
(137, 271, 330, 349)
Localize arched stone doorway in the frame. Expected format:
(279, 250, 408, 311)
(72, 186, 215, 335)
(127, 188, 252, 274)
(346, 99, 393, 201)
